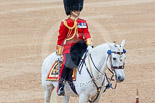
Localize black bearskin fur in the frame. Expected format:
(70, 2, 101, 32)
(70, 40, 87, 66)
(63, 0, 84, 15)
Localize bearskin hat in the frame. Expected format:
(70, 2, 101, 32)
(63, 0, 84, 15)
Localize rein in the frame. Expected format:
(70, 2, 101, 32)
(84, 56, 105, 103)
(87, 49, 126, 102)
(84, 53, 113, 103)
(77, 48, 126, 103)
(78, 51, 106, 102)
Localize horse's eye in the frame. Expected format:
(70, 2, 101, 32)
(113, 58, 117, 60)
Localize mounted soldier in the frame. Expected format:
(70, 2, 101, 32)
(56, 0, 93, 96)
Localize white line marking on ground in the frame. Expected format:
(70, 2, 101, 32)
(0, 90, 43, 103)
(0, 6, 62, 15)
(0, 0, 61, 6)
(0, 0, 154, 15)
(86, 0, 155, 7)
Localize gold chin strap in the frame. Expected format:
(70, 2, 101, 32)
(56, 45, 63, 55)
(71, 11, 79, 17)
(86, 38, 93, 46)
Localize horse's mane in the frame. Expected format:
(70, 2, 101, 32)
(70, 40, 87, 66)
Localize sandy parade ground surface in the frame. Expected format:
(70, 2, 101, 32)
(0, 0, 155, 103)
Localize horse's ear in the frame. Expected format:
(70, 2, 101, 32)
(106, 40, 110, 44)
(107, 42, 113, 49)
(106, 40, 114, 49)
(121, 39, 126, 48)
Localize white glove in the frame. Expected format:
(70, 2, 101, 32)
(57, 55, 63, 62)
(87, 46, 93, 54)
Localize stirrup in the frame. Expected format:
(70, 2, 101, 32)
(57, 87, 65, 96)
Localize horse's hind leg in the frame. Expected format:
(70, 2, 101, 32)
(62, 96, 70, 103)
(43, 83, 54, 103)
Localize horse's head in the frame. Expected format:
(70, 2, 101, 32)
(107, 40, 126, 82)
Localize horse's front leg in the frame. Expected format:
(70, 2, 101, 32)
(79, 93, 88, 103)
(92, 88, 106, 103)
(62, 96, 70, 103)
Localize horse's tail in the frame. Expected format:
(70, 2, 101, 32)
(50, 88, 57, 103)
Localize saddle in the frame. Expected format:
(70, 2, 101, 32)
(46, 60, 77, 81)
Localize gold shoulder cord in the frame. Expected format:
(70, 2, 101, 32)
(63, 19, 78, 42)
(63, 19, 77, 29)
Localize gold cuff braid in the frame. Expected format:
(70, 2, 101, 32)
(56, 45, 63, 55)
(86, 38, 93, 46)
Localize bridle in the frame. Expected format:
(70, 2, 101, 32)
(106, 49, 126, 90)
(107, 49, 126, 70)
(82, 48, 126, 103)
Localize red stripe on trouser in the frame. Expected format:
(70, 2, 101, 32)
(57, 54, 66, 92)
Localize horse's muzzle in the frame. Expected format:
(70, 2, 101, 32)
(117, 76, 125, 82)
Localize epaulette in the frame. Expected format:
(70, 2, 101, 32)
(78, 18, 86, 22)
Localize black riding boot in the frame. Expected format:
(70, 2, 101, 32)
(57, 66, 67, 96)
(57, 53, 75, 96)
(57, 77, 65, 96)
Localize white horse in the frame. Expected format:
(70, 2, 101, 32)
(41, 40, 126, 103)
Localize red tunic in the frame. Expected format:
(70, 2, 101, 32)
(57, 17, 92, 54)
(56, 17, 92, 91)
